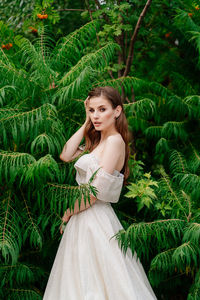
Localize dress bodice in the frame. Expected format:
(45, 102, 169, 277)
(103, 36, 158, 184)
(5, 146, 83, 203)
(74, 153, 124, 203)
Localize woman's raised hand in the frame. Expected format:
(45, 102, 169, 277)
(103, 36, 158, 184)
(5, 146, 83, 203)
(84, 96, 90, 123)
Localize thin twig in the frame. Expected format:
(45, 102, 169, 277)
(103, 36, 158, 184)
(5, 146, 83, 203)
(56, 9, 88, 12)
(123, 0, 152, 77)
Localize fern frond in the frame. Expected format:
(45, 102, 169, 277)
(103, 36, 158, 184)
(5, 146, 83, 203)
(37, 210, 60, 238)
(0, 103, 58, 147)
(60, 42, 120, 86)
(96, 76, 174, 99)
(23, 220, 43, 250)
(175, 173, 200, 194)
(169, 150, 188, 174)
(128, 116, 150, 132)
(188, 286, 200, 300)
(4, 288, 42, 300)
(20, 154, 60, 187)
(187, 142, 200, 173)
(0, 150, 36, 185)
(53, 20, 101, 70)
(20, 189, 43, 250)
(145, 126, 163, 139)
(0, 48, 28, 86)
(172, 241, 199, 268)
(174, 9, 200, 36)
(0, 194, 21, 264)
(125, 98, 156, 119)
(14, 31, 56, 88)
(0, 85, 16, 107)
(184, 95, 200, 118)
(115, 219, 185, 260)
(188, 269, 200, 300)
(155, 138, 170, 154)
(0, 263, 35, 288)
(94, 76, 146, 95)
(38, 180, 97, 215)
(169, 72, 197, 97)
(55, 67, 96, 106)
(30, 132, 63, 156)
(149, 248, 175, 286)
(189, 31, 200, 64)
(167, 95, 189, 118)
(162, 121, 188, 141)
(54, 42, 119, 104)
(183, 222, 200, 246)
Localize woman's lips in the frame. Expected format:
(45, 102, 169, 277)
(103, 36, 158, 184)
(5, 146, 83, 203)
(94, 122, 101, 127)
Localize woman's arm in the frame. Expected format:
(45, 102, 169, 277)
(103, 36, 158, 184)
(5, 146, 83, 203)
(69, 193, 97, 215)
(60, 193, 97, 234)
(60, 98, 90, 162)
(60, 121, 87, 162)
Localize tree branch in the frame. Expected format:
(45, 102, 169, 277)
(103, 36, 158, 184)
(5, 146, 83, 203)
(56, 9, 87, 12)
(123, 0, 152, 77)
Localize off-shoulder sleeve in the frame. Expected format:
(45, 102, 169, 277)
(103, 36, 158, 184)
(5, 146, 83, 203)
(86, 163, 124, 203)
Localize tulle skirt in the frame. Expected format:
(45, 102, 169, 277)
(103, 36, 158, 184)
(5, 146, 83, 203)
(43, 200, 157, 300)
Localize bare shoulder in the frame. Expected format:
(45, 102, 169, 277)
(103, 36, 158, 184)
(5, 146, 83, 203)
(106, 134, 125, 148)
(101, 134, 125, 173)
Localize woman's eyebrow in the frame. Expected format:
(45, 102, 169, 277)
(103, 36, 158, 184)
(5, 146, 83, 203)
(89, 105, 106, 109)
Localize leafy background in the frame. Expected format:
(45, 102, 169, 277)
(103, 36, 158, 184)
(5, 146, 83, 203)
(0, 0, 200, 299)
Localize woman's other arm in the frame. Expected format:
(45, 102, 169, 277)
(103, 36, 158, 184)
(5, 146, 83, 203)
(60, 98, 90, 162)
(59, 121, 87, 162)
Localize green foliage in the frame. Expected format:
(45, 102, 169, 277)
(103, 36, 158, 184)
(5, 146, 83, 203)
(115, 219, 185, 260)
(125, 172, 158, 211)
(1, 0, 200, 299)
(0, 14, 120, 297)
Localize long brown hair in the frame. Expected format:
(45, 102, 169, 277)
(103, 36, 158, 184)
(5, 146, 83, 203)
(84, 86, 130, 184)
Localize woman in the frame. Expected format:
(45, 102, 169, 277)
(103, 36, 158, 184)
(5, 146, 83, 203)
(43, 86, 157, 299)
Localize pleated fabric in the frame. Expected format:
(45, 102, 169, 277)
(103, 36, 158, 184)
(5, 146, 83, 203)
(43, 153, 157, 300)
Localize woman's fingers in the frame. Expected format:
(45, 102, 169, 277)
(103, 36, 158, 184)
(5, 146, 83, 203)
(84, 96, 89, 107)
(60, 222, 67, 234)
(84, 97, 90, 122)
(60, 216, 71, 234)
(60, 224, 63, 235)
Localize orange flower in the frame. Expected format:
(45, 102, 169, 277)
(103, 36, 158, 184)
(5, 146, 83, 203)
(195, 6, 200, 10)
(165, 32, 172, 38)
(42, 14, 48, 19)
(37, 13, 48, 19)
(29, 26, 38, 33)
(188, 13, 193, 17)
(2, 43, 13, 50)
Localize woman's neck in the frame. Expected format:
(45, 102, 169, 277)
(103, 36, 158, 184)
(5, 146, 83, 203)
(100, 128, 119, 142)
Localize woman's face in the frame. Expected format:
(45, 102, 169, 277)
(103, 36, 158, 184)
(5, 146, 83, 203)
(88, 95, 120, 131)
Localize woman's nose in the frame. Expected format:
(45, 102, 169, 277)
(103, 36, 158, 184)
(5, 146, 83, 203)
(93, 111, 99, 118)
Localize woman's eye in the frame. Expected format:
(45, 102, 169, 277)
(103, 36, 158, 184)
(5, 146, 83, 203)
(100, 108, 105, 112)
(89, 109, 94, 112)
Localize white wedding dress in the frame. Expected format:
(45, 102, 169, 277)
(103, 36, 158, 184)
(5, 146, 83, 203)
(43, 153, 157, 300)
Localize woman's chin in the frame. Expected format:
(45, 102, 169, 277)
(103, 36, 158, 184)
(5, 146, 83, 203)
(94, 124, 103, 130)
